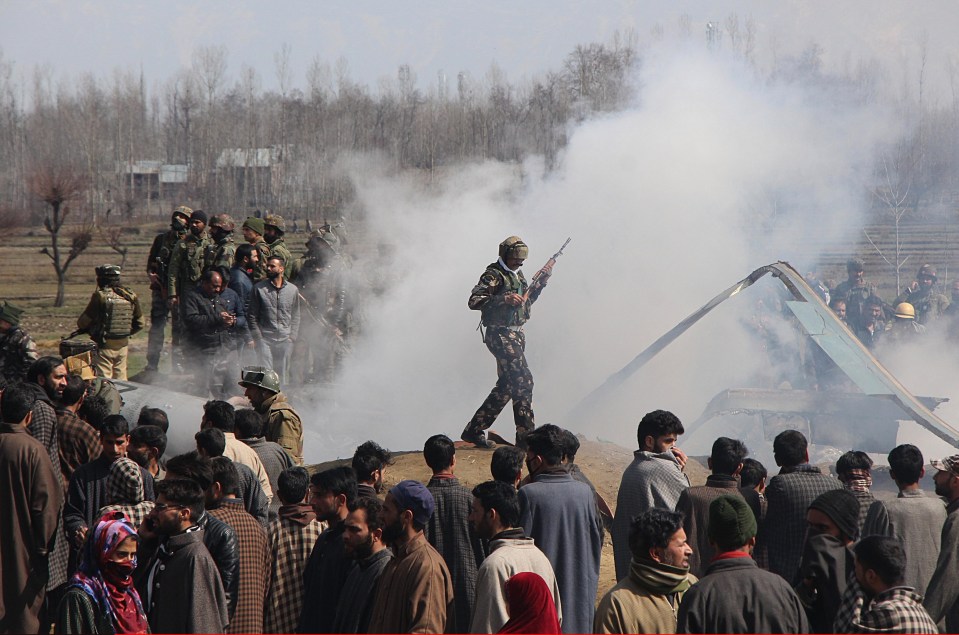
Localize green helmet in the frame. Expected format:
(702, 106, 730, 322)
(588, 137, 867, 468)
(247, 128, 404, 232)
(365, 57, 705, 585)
(498, 236, 528, 260)
(238, 365, 281, 393)
(917, 264, 938, 280)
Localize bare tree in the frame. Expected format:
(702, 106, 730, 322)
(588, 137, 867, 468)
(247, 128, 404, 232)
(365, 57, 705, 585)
(101, 224, 129, 269)
(865, 145, 918, 293)
(28, 166, 92, 306)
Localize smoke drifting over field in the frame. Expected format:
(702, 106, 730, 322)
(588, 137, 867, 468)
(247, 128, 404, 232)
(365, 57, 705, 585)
(303, 44, 916, 463)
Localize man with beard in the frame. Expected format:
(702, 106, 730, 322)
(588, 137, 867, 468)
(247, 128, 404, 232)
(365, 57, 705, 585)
(853, 295, 887, 349)
(368, 480, 454, 634)
(241, 217, 271, 282)
(332, 496, 394, 633)
(469, 480, 561, 633)
(264, 467, 321, 633)
(135, 479, 229, 633)
(205, 214, 237, 274)
(595, 508, 696, 634)
(894, 264, 950, 325)
(922, 454, 959, 631)
(0, 301, 39, 382)
(24, 357, 71, 608)
(0, 382, 62, 634)
(229, 244, 259, 314)
(263, 214, 293, 269)
(298, 466, 357, 633)
(181, 270, 247, 398)
(352, 440, 393, 499)
(248, 256, 300, 384)
(145, 206, 190, 372)
(127, 424, 167, 482)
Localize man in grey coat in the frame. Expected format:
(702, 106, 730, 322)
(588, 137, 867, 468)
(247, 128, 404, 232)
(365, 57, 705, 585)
(862, 444, 946, 593)
(248, 255, 300, 384)
(519, 424, 603, 634)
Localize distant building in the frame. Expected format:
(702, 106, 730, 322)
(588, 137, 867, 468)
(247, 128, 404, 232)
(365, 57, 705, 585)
(117, 160, 189, 201)
(215, 146, 288, 207)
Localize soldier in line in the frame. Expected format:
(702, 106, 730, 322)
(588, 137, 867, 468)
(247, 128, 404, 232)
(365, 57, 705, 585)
(462, 236, 553, 449)
(894, 264, 950, 325)
(205, 213, 237, 276)
(167, 210, 212, 372)
(145, 206, 190, 372)
(76, 265, 144, 381)
(263, 214, 293, 268)
(0, 301, 39, 383)
(831, 258, 872, 327)
(289, 231, 349, 383)
(241, 217, 271, 282)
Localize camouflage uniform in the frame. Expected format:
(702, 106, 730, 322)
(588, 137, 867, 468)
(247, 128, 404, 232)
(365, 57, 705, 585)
(893, 288, 950, 325)
(146, 210, 190, 369)
(464, 254, 548, 447)
(205, 235, 236, 273)
(264, 214, 293, 267)
(0, 320, 39, 383)
(831, 280, 871, 326)
(291, 246, 349, 383)
(167, 230, 211, 299)
(250, 238, 272, 282)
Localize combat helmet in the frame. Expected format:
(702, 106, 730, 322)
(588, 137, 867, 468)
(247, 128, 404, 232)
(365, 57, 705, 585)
(917, 264, 938, 281)
(498, 236, 528, 260)
(894, 303, 916, 319)
(172, 205, 193, 223)
(209, 214, 235, 232)
(96, 264, 121, 286)
(238, 365, 281, 393)
(264, 214, 286, 233)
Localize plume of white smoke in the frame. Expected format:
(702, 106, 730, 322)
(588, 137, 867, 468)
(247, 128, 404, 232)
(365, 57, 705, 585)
(302, 43, 909, 462)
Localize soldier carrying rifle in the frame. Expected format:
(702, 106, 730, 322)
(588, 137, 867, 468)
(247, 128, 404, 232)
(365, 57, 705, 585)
(462, 236, 568, 449)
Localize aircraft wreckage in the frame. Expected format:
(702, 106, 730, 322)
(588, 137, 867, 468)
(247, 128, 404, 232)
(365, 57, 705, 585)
(570, 261, 959, 453)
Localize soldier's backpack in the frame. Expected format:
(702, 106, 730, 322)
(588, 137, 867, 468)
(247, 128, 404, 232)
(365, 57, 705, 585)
(99, 287, 136, 341)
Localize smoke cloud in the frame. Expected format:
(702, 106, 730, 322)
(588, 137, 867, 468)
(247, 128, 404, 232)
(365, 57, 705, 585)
(302, 42, 923, 464)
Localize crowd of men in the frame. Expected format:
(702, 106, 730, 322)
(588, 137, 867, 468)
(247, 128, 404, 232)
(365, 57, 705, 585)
(4, 347, 959, 634)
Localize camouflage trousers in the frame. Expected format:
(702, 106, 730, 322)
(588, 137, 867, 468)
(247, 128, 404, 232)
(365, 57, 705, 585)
(147, 288, 182, 369)
(467, 326, 535, 443)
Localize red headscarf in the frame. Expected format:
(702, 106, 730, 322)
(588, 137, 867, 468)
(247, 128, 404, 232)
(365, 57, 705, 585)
(498, 572, 561, 634)
(70, 511, 149, 634)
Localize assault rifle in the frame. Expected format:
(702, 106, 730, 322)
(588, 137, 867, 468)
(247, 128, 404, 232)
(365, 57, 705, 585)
(521, 237, 571, 302)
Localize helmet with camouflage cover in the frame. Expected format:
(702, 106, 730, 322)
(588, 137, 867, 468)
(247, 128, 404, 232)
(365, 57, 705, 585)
(917, 264, 937, 281)
(894, 303, 916, 319)
(264, 214, 286, 233)
(237, 365, 281, 393)
(209, 214, 235, 232)
(172, 205, 193, 223)
(307, 229, 337, 250)
(498, 236, 528, 260)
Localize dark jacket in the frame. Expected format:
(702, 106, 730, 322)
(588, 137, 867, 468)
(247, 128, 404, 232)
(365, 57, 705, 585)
(298, 519, 355, 633)
(180, 285, 248, 351)
(228, 266, 254, 313)
(196, 510, 240, 619)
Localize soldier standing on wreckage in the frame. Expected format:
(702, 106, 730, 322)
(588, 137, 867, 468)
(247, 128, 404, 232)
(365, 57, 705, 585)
(462, 236, 554, 449)
(145, 206, 190, 372)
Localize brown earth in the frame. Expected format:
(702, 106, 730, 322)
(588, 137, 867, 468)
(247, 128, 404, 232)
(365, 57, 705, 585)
(313, 436, 710, 600)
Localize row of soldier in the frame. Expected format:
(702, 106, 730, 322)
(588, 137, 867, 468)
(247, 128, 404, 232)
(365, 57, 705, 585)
(822, 259, 959, 349)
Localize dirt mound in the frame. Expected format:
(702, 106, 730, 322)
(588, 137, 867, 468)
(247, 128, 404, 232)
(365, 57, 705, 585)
(313, 436, 710, 598)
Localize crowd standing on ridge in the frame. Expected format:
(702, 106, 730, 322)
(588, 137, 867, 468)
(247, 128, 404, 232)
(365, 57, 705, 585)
(3, 215, 959, 634)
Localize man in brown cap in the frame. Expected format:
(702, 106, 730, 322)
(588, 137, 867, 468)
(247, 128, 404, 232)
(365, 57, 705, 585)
(0, 301, 39, 383)
(242, 217, 271, 282)
(263, 214, 293, 269)
(205, 214, 237, 274)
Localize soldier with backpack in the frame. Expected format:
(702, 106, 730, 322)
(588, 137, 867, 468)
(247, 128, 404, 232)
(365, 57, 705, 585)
(76, 265, 144, 380)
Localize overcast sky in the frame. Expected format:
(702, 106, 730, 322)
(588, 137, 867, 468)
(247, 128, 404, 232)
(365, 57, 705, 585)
(2, 0, 958, 97)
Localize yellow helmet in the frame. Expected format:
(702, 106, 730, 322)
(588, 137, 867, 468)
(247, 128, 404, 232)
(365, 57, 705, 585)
(894, 303, 916, 319)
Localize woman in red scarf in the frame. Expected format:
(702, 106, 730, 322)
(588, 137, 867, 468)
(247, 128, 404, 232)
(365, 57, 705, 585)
(55, 512, 149, 634)
(498, 572, 561, 634)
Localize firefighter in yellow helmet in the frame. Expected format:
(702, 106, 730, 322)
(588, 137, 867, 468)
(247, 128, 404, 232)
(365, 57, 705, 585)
(462, 236, 553, 448)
